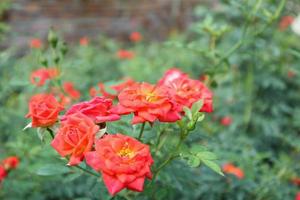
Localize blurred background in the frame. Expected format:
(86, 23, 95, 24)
(1, 0, 300, 200)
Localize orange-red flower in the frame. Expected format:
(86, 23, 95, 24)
(0, 166, 7, 182)
(159, 68, 213, 113)
(85, 134, 153, 196)
(222, 163, 244, 179)
(51, 113, 99, 166)
(26, 94, 64, 127)
(63, 82, 81, 100)
(221, 116, 232, 126)
(130, 32, 142, 42)
(98, 83, 116, 100)
(292, 177, 300, 186)
(89, 87, 98, 97)
(62, 97, 120, 123)
(117, 49, 135, 60)
(288, 70, 297, 78)
(80, 37, 89, 46)
(111, 78, 136, 94)
(296, 192, 300, 200)
(279, 16, 294, 31)
(30, 38, 42, 49)
(111, 82, 181, 124)
(30, 67, 59, 87)
(1, 156, 20, 170)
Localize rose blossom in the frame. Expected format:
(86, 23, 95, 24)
(158, 68, 213, 113)
(111, 82, 181, 124)
(30, 38, 42, 49)
(222, 163, 244, 179)
(1, 156, 20, 170)
(0, 166, 7, 182)
(26, 94, 64, 127)
(63, 82, 81, 100)
(62, 96, 120, 123)
(30, 67, 59, 87)
(220, 116, 232, 126)
(130, 32, 142, 42)
(117, 49, 135, 60)
(79, 37, 89, 46)
(85, 134, 153, 195)
(51, 113, 99, 166)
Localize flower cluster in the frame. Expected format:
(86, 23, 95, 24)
(25, 68, 213, 196)
(0, 156, 20, 183)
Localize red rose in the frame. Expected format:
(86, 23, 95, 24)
(30, 38, 42, 49)
(158, 68, 213, 113)
(296, 192, 300, 200)
(279, 16, 294, 31)
(111, 82, 181, 124)
(62, 97, 120, 123)
(110, 78, 136, 94)
(30, 67, 59, 87)
(51, 113, 99, 165)
(80, 37, 89, 46)
(0, 166, 7, 182)
(98, 83, 116, 100)
(26, 94, 64, 128)
(220, 116, 232, 126)
(63, 82, 81, 100)
(117, 49, 135, 60)
(85, 134, 153, 196)
(292, 177, 300, 186)
(89, 87, 97, 97)
(130, 32, 142, 42)
(1, 156, 20, 170)
(158, 68, 188, 86)
(222, 163, 244, 179)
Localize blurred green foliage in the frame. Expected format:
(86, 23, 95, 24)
(0, 0, 300, 199)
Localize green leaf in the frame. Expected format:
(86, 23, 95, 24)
(197, 151, 218, 160)
(187, 156, 201, 168)
(201, 159, 224, 176)
(197, 113, 205, 122)
(183, 106, 192, 120)
(191, 99, 203, 115)
(36, 164, 71, 176)
(37, 127, 46, 142)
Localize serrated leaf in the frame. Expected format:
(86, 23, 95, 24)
(36, 164, 70, 176)
(187, 156, 201, 168)
(201, 159, 224, 176)
(197, 151, 218, 160)
(183, 106, 192, 120)
(197, 113, 205, 122)
(190, 144, 206, 153)
(191, 99, 203, 115)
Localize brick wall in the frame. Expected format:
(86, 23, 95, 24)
(5, 0, 214, 47)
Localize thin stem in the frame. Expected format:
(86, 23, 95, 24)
(152, 137, 184, 181)
(138, 122, 146, 140)
(73, 165, 100, 178)
(46, 127, 54, 139)
(152, 133, 185, 180)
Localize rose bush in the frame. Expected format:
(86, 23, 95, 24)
(0, 0, 299, 199)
